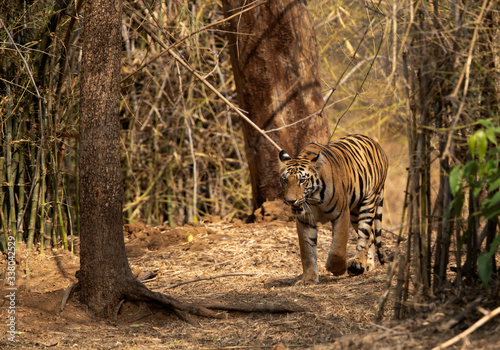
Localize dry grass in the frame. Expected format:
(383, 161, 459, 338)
(4, 216, 500, 349)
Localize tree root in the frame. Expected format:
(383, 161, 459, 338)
(60, 282, 79, 312)
(64, 271, 304, 326)
(160, 272, 258, 290)
(125, 279, 305, 326)
(199, 302, 305, 313)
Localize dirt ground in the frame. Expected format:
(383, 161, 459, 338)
(1, 203, 499, 349)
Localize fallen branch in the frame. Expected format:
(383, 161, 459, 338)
(161, 272, 258, 290)
(431, 305, 500, 350)
(437, 298, 482, 332)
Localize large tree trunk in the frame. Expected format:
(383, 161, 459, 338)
(77, 0, 300, 322)
(222, 0, 330, 212)
(79, 0, 136, 317)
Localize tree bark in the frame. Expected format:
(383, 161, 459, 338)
(77, 0, 305, 322)
(79, 0, 135, 317)
(222, 0, 330, 211)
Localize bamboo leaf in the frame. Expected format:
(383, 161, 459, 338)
(475, 130, 487, 161)
(468, 134, 476, 156)
(485, 127, 497, 145)
(478, 234, 500, 287)
(449, 166, 463, 197)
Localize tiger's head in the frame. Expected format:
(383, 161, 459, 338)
(278, 149, 324, 215)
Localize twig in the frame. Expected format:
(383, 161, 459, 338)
(127, 12, 282, 152)
(441, 0, 491, 161)
(265, 111, 321, 133)
(0, 16, 46, 234)
(437, 298, 482, 331)
(121, 0, 266, 83)
(161, 272, 258, 290)
(330, 29, 385, 140)
(431, 305, 500, 350)
(0, 17, 41, 98)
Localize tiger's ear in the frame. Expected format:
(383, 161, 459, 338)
(311, 152, 324, 171)
(279, 150, 292, 163)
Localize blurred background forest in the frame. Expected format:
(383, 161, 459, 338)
(1, 0, 499, 316)
(0, 0, 409, 247)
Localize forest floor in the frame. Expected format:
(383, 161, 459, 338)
(1, 202, 499, 349)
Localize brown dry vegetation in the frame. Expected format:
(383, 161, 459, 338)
(1, 0, 500, 348)
(1, 210, 500, 349)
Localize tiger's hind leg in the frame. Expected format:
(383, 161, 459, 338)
(373, 189, 386, 264)
(347, 198, 377, 275)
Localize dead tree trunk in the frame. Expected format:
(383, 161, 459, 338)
(222, 0, 330, 212)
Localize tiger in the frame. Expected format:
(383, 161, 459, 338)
(278, 134, 388, 285)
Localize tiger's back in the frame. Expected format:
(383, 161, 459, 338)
(279, 134, 388, 284)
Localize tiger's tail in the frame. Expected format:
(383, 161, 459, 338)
(373, 188, 386, 265)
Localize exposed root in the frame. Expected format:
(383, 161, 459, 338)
(60, 282, 79, 312)
(123, 279, 303, 326)
(161, 272, 258, 290)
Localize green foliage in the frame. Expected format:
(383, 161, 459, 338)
(478, 234, 500, 287)
(449, 119, 500, 286)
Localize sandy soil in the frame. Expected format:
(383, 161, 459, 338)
(1, 204, 499, 349)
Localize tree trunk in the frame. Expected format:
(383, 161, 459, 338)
(77, 0, 303, 322)
(222, 0, 330, 212)
(79, 0, 136, 317)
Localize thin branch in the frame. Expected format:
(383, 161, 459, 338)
(441, 0, 491, 161)
(0, 16, 46, 234)
(0, 16, 42, 98)
(126, 12, 282, 152)
(121, 0, 267, 83)
(330, 30, 385, 140)
(431, 305, 500, 350)
(265, 111, 320, 133)
(322, 1, 385, 140)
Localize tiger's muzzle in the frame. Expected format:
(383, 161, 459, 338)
(283, 199, 304, 215)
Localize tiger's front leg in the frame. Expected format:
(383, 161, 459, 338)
(325, 209, 349, 276)
(296, 218, 319, 285)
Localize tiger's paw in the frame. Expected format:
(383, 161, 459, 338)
(347, 258, 373, 275)
(295, 273, 319, 285)
(326, 255, 347, 276)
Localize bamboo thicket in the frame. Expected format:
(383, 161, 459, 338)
(378, 0, 500, 319)
(0, 1, 251, 251)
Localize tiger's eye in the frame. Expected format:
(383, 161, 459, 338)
(281, 176, 288, 187)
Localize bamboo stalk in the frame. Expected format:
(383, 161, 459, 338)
(56, 189, 68, 250)
(0, 157, 7, 250)
(39, 150, 47, 254)
(5, 114, 18, 242)
(15, 132, 26, 244)
(26, 148, 41, 249)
